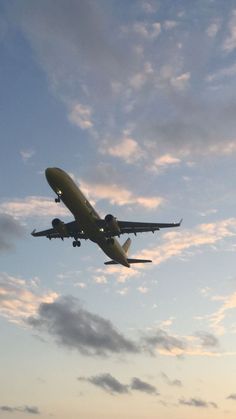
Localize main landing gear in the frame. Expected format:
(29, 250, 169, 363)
(73, 240, 81, 247)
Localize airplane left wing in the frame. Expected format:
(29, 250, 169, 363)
(97, 217, 182, 236)
(31, 220, 86, 239)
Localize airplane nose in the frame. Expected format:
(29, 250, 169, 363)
(45, 168, 54, 183)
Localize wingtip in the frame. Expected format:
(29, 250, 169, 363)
(31, 229, 36, 236)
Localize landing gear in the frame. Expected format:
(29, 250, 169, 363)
(107, 238, 115, 245)
(73, 240, 81, 247)
(55, 190, 62, 203)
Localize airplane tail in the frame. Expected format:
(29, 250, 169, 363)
(104, 237, 152, 266)
(122, 237, 131, 254)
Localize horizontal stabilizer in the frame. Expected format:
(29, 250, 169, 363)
(104, 258, 152, 265)
(127, 258, 152, 264)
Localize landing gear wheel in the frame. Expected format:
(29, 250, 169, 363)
(55, 197, 61, 203)
(107, 238, 114, 245)
(73, 240, 81, 247)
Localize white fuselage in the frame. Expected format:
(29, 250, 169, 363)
(45, 167, 130, 267)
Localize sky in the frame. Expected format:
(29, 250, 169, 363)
(1, 0, 236, 417)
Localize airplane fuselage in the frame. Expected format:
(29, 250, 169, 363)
(45, 168, 130, 267)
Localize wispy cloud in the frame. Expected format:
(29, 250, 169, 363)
(142, 328, 187, 356)
(209, 291, 236, 334)
(179, 398, 218, 408)
(0, 405, 40, 415)
(222, 10, 236, 52)
(0, 196, 68, 219)
(161, 372, 182, 387)
(227, 393, 236, 400)
(0, 214, 24, 251)
(194, 331, 219, 348)
(206, 19, 221, 38)
(68, 102, 93, 130)
(151, 153, 181, 171)
(170, 72, 191, 90)
(79, 179, 163, 209)
(142, 328, 223, 358)
(135, 218, 236, 266)
(0, 272, 58, 324)
(20, 149, 35, 163)
(132, 22, 161, 39)
(103, 137, 145, 163)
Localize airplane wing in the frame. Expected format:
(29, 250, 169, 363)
(31, 220, 86, 239)
(97, 218, 182, 236)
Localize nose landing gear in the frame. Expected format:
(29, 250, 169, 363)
(55, 190, 62, 203)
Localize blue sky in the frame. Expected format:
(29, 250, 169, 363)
(1, 0, 236, 417)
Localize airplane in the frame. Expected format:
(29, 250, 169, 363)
(31, 167, 182, 268)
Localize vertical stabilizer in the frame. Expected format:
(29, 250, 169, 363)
(122, 237, 131, 254)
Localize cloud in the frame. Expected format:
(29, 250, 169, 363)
(170, 72, 191, 90)
(104, 137, 145, 163)
(223, 10, 236, 52)
(206, 20, 221, 38)
(68, 102, 93, 130)
(10, 0, 133, 103)
(137, 286, 149, 294)
(209, 291, 236, 334)
(141, 328, 223, 358)
(194, 331, 219, 348)
(79, 374, 159, 395)
(0, 196, 68, 219)
(129, 61, 154, 90)
(163, 20, 178, 30)
(207, 63, 236, 82)
(20, 149, 35, 162)
(28, 296, 139, 356)
(0, 272, 58, 324)
(161, 372, 182, 387)
(0, 214, 24, 251)
(179, 398, 218, 408)
(79, 179, 163, 209)
(0, 405, 40, 414)
(130, 377, 159, 395)
(135, 218, 236, 267)
(79, 373, 129, 395)
(227, 393, 236, 400)
(142, 329, 187, 355)
(151, 153, 181, 171)
(132, 22, 161, 39)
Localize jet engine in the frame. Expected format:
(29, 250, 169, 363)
(52, 218, 68, 237)
(104, 214, 120, 235)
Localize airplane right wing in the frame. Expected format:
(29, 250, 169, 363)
(96, 217, 182, 237)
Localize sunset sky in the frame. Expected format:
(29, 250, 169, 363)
(1, 1, 236, 418)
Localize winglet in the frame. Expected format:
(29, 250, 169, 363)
(178, 218, 183, 226)
(31, 229, 36, 236)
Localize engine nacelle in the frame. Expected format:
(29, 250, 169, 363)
(52, 218, 68, 237)
(104, 214, 120, 235)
